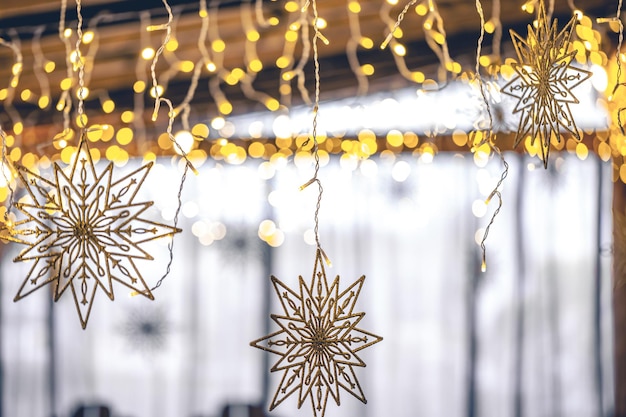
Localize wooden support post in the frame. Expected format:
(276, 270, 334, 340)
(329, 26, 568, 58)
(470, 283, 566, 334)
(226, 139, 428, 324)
(615, 181, 626, 416)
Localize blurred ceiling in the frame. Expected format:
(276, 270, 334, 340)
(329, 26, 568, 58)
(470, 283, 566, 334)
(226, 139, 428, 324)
(0, 0, 618, 148)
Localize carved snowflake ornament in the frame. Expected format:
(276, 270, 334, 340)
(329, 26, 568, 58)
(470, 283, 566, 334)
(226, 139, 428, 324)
(502, 1, 591, 168)
(11, 132, 180, 328)
(251, 249, 382, 417)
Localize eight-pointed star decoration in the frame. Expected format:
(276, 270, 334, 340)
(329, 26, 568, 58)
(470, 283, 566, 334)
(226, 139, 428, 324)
(10, 132, 180, 329)
(502, 0, 591, 168)
(250, 249, 382, 417)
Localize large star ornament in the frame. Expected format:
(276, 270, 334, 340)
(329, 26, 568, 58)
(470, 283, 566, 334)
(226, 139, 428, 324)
(502, 1, 591, 168)
(11, 133, 180, 328)
(251, 250, 382, 417)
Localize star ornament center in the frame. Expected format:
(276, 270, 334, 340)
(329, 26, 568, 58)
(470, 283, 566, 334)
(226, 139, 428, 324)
(502, 2, 591, 168)
(11, 132, 180, 328)
(251, 250, 382, 417)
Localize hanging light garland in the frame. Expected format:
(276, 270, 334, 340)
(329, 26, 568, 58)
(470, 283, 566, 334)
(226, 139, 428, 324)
(251, 1, 382, 415)
(472, 0, 509, 273)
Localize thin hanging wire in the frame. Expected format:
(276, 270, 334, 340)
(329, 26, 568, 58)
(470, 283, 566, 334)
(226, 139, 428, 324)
(174, 0, 212, 131)
(598, 0, 625, 133)
(58, 0, 74, 138)
(380, 0, 419, 49)
(616, 0, 625, 134)
(148, 0, 199, 175)
(147, 0, 194, 292)
(0, 35, 23, 146)
(299, 0, 330, 266)
(474, 0, 509, 273)
(74, 0, 87, 128)
(0, 124, 15, 223)
(150, 164, 188, 292)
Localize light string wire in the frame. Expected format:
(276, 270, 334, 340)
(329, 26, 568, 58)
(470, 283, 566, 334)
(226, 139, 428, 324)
(346, 0, 369, 96)
(380, 0, 453, 87)
(148, 0, 198, 175)
(32, 26, 52, 110)
(74, 0, 86, 127)
(58, 0, 75, 138)
(277, 10, 301, 107)
(255, 0, 271, 28)
(598, 0, 625, 134)
(293, 7, 313, 105)
(299, 0, 330, 266)
(207, 1, 235, 117)
(0, 39, 20, 223)
(133, 12, 152, 153)
(239, 0, 279, 111)
(175, 0, 212, 132)
(147, 0, 197, 293)
(0, 125, 15, 225)
(380, 0, 419, 50)
(0, 34, 23, 143)
(489, 0, 502, 67)
(379, 0, 426, 84)
(474, 0, 509, 273)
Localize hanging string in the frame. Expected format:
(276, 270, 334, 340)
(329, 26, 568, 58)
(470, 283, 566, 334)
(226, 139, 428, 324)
(32, 26, 52, 110)
(255, 0, 271, 28)
(380, 0, 419, 50)
(0, 40, 18, 221)
(148, 0, 198, 175)
(615, 0, 625, 134)
(74, 0, 87, 128)
(239, 0, 280, 111)
(174, 0, 213, 131)
(598, 0, 625, 134)
(0, 126, 15, 221)
(293, 6, 313, 105)
(146, 0, 196, 293)
(57, 0, 74, 138)
(474, 0, 492, 131)
(381, 0, 453, 87)
(299, 0, 330, 266)
(489, 0, 502, 68)
(0, 35, 23, 143)
(474, 0, 509, 273)
(149, 163, 188, 292)
(346, 0, 369, 96)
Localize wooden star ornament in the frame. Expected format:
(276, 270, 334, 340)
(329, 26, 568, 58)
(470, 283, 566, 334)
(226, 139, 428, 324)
(251, 249, 382, 417)
(502, 0, 591, 168)
(10, 132, 180, 329)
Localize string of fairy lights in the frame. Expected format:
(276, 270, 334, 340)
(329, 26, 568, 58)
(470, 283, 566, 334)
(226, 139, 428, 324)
(0, 1, 618, 244)
(0, 1, 615, 169)
(0, 1, 618, 265)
